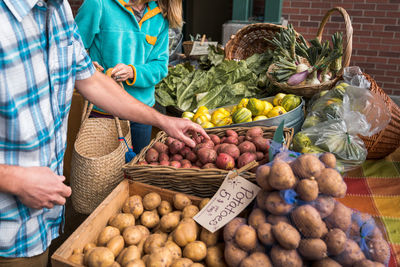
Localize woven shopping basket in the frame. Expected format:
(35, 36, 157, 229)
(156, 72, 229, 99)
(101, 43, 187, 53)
(123, 126, 294, 198)
(70, 101, 131, 214)
(358, 73, 400, 159)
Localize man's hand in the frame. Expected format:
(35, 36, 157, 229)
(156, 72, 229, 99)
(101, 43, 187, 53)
(112, 63, 134, 82)
(14, 167, 71, 209)
(159, 116, 209, 148)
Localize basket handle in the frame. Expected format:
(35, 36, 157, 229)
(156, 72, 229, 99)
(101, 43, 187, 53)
(316, 6, 353, 76)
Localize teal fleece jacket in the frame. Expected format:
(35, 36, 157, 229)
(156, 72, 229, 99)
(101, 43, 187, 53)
(75, 0, 169, 109)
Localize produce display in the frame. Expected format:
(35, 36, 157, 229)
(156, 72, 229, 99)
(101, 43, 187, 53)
(155, 46, 274, 111)
(267, 24, 343, 86)
(222, 152, 390, 267)
(138, 127, 271, 171)
(68, 191, 228, 267)
(181, 93, 302, 129)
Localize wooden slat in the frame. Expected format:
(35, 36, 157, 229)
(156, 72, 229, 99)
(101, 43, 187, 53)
(51, 180, 204, 267)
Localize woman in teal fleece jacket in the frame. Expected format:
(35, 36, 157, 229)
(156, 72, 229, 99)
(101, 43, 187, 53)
(76, 0, 182, 154)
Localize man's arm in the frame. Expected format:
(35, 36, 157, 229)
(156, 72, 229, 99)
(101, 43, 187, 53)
(75, 71, 208, 147)
(0, 165, 71, 209)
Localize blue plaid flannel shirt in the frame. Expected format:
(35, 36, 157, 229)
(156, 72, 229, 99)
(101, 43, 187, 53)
(0, 0, 95, 257)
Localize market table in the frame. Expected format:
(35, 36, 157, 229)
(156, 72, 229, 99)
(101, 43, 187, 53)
(341, 147, 400, 267)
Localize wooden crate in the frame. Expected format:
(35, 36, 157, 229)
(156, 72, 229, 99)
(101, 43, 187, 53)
(51, 179, 202, 267)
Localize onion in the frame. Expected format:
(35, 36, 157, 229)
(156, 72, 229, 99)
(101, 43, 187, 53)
(296, 63, 309, 73)
(287, 70, 309, 86)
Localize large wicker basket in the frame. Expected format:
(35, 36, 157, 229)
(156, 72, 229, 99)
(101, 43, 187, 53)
(359, 73, 400, 159)
(123, 126, 294, 197)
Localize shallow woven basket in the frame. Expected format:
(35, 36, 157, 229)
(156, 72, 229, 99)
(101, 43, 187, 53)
(123, 126, 294, 197)
(359, 73, 400, 159)
(71, 102, 131, 214)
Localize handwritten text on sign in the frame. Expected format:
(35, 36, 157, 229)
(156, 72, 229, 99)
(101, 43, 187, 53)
(194, 172, 261, 233)
(190, 41, 218, 56)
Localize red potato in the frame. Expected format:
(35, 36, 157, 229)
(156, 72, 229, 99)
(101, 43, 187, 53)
(209, 134, 221, 145)
(246, 127, 263, 141)
(145, 148, 159, 163)
(238, 135, 246, 144)
(219, 144, 240, 160)
(238, 153, 257, 168)
(194, 142, 214, 154)
(191, 166, 200, 169)
(238, 141, 257, 154)
(137, 161, 148, 165)
(150, 162, 159, 166)
(256, 152, 264, 161)
(169, 140, 184, 154)
(171, 154, 183, 162)
(180, 159, 191, 165)
(195, 160, 203, 167)
(180, 146, 191, 157)
(181, 163, 192, 168)
(159, 153, 169, 162)
(170, 161, 181, 168)
(185, 152, 198, 163)
(202, 139, 215, 147)
(225, 129, 239, 138)
(202, 163, 217, 169)
(216, 153, 235, 170)
(217, 143, 229, 154)
(159, 160, 170, 166)
(166, 137, 176, 146)
(198, 148, 217, 164)
(153, 142, 169, 154)
(221, 136, 226, 143)
(224, 136, 239, 145)
(252, 136, 270, 152)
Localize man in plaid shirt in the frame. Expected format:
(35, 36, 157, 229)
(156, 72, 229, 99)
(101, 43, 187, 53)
(0, 0, 207, 265)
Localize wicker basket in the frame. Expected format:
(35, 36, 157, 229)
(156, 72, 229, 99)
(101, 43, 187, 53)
(358, 73, 400, 159)
(70, 102, 131, 214)
(123, 126, 294, 197)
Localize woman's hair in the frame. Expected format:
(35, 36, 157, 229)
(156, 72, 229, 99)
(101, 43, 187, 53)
(137, 0, 183, 28)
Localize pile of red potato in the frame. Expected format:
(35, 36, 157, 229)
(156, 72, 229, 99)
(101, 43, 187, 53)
(138, 127, 271, 171)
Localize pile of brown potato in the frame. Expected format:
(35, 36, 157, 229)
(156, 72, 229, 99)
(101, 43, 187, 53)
(68, 192, 228, 267)
(222, 153, 391, 267)
(138, 127, 270, 171)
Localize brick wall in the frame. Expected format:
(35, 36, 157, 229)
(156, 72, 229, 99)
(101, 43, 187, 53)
(256, 0, 400, 95)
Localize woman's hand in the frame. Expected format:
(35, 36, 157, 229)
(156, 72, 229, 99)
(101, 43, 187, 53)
(112, 63, 134, 82)
(93, 61, 104, 72)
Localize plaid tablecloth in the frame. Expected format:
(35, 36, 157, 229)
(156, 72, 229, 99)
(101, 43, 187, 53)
(342, 147, 400, 267)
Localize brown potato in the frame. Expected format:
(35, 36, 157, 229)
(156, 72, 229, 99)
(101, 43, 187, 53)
(255, 165, 273, 191)
(234, 225, 257, 251)
(110, 262, 121, 267)
(272, 222, 300, 249)
(122, 195, 143, 219)
(325, 202, 352, 232)
(315, 168, 345, 197)
(83, 243, 96, 254)
(265, 191, 293, 215)
(206, 244, 227, 267)
(270, 245, 303, 267)
(171, 258, 193, 267)
(296, 179, 319, 201)
(183, 241, 207, 262)
(200, 228, 219, 247)
(173, 219, 197, 247)
(240, 252, 272, 267)
(165, 240, 182, 260)
(146, 247, 173, 267)
(125, 259, 145, 267)
(190, 263, 205, 267)
(108, 213, 135, 232)
(334, 239, 366, 266)
(312, 195, 335, 218)
(87, 247, 115, 267)
(311, 258, 342, 267)
(140, 210, 160, 229)
(116, 248, 127, 265)
(199, 198, 210, 210)
(135, 225, 150, 239)
(291, 205, 328, 238)
(119, 245, 141, 267)
(291, 154, 325, 179)
(298, 238, 327, 260)
(367, 238, 390, 264)
(319, 152, 337, 168)
(182, 204, 199, 218)
(143, 233, 167, 254)
(173, 193, 192, 210)
(223, 217, 246, 242)
(325, 228, 347, 255)
(160, 211, 181, 233)
(123, 226, 143, 246)
(256, 222, 274, 246)
(67, 253, 84, 265)
(158, 200, 173, 216)
(143, 192, 162, 210)
(265, 215, 290, 225)
(97, 226, 120, 246)
(255, 190, 269, 211)
(268, 160, 297, 190)
(107, 235, 125, 257)
(224, 242, 248, 267)
(353, 259, 386, 267)
(248, 208, 267, 229)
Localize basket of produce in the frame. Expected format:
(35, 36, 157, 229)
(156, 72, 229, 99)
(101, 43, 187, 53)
(359, 73, 400, 159)
(266, 7, 353, 98)
(123, 126, 294, 197)
(225, 22, 287, 60)
(182, 93, 305, 133)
